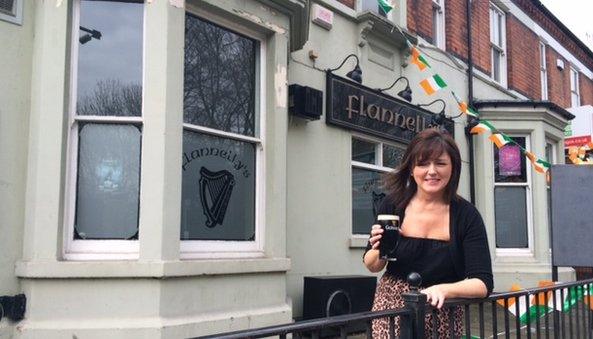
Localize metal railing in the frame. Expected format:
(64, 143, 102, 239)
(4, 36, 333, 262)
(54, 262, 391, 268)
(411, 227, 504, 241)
(193, 275, 593, 339)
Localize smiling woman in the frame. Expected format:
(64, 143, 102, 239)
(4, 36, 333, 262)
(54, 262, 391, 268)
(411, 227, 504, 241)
(363, 128, 493, 338)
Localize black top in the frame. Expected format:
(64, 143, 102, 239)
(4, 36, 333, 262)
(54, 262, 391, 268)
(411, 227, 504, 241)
(365, 196, 494, 294)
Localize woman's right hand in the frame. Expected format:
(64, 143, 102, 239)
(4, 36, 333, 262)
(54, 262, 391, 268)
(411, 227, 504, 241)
(368, 224, 384, 250)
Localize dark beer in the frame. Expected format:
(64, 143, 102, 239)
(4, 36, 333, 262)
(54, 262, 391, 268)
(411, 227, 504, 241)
(377, 214, 400, 261)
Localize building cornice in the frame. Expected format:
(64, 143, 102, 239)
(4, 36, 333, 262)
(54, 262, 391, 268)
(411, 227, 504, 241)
(260, 0, 309, 51)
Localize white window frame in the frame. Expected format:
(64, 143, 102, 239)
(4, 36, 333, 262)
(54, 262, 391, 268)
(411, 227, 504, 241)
(545, 139, 557, 251)
(180, 10, 266, 259)
(570, 67, 581, 107)
(489, 3, 507, 86)
(540, 42, 548, 100)
(0, 0, 23, 25)
(432, 0, 446, 49)
(351, 134, 405, 238)
(494, 134, 534, 257)
(63, 0, 145, 260)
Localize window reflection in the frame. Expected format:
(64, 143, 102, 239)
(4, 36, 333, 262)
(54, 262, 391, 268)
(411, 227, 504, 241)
(76, 0, 143, 117)
(352, 168, 384, 234)
(184, 13, 257, 136)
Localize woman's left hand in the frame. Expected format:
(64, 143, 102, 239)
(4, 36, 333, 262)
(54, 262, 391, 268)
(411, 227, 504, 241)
(420, 284, 450, 309)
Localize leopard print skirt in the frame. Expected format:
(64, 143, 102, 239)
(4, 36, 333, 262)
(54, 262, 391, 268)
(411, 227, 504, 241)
(371, 274, 463, 338)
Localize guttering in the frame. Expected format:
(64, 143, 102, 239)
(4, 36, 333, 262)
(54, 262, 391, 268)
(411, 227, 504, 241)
(472, 100, 576, 120)
(465, 0, 476, 204)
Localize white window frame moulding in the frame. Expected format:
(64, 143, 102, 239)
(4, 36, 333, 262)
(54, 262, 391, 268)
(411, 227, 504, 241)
(0, 0, 23, 25)
(180, 7, 267, 260)
(63, 0, 146, 260)
(493, 134, 534, 258)
(570, 66, 581, 108)
(540, 42, 548, 101)
(489, 2, 507, 87)
(431, 0, 445, 50)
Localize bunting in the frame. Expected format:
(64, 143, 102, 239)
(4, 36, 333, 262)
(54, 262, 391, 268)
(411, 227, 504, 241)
(377, 0, 394, 14)
(419, 74, 447, 95)
(402, 41, 553, 176)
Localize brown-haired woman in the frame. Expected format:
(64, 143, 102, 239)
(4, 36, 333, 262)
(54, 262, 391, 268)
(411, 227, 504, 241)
(364, 128, 493, 338)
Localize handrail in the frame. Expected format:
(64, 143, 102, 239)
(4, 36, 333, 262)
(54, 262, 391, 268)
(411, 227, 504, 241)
(197, 308, 411, 339)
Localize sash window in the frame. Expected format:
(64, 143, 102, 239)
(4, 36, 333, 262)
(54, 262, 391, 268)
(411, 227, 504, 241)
(65, 0, 144, 258)
(351, 137, 405, 234)
(181, 12, 262, 255)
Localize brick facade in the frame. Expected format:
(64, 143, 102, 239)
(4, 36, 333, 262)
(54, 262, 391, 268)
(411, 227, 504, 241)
(406, 0, 434, 43)
(546, 47, 571, 108)
(404, 0, 593, 108)
(506, 14, 541, 99)
(580, 74, 593, 106)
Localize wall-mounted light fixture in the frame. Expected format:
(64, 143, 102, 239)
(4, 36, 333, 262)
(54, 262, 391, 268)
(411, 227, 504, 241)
(79, 26, 102, 45)
(418, 98, 448, 127)
(377, 76, 412, 102)
(329, 54, 363, 83)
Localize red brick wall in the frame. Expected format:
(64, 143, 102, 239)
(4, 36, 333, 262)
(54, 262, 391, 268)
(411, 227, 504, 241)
(445, 0, 468, 60)
(511, 0, 593, 71)
(407, 0, 434, 43)
(546, 47, 571, 107)
(468, 0, 491, 75)
(506, 15, 540, 99)
(580, 74, 593, 106)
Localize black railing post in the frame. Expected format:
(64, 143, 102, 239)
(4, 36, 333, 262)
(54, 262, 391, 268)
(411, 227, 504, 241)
(401, 272, 426, 339)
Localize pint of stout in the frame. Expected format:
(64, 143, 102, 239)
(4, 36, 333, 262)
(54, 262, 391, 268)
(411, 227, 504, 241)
(377, 214, 400, 261)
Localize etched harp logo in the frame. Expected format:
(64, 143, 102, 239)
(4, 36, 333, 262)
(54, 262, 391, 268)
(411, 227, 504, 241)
(198, 167, 235, 228)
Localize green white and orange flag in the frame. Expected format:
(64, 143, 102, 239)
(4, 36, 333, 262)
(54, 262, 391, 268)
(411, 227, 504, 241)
(410, 46, 431, 71)
(452, 92, 479, 118)
(533, 159, 551, 174)
(377, 0, 394, 14)
(419, 74, 447, 95)
(489, 133, 513, 149)
(525, 151, 537, 164)
(470, 120, 495, 135)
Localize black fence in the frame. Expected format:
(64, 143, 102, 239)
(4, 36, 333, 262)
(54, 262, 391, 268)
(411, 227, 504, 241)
(194, 275, 593, 339)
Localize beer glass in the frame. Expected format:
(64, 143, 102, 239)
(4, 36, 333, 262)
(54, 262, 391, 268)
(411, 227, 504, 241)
(377, 214, 400, 261)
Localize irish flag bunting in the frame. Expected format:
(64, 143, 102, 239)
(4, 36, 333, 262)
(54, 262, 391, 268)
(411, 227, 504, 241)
(470, 120, 495, 135)
(411, 47, 431, 71)
(489, 133, 512, 149)
(533, 159, 551, 174)
(452, 92, 479, 118)
(525, 151, 537, 164)
(377, 0, 394, 14)
(420, 74, 447, 95)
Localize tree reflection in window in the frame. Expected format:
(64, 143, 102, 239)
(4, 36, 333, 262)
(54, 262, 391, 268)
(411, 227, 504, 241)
(184, 14, 256, 137)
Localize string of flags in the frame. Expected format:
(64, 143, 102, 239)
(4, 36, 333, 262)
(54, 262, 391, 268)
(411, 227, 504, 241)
(400, 28, 554, 176)
(496, 281, 593, 326)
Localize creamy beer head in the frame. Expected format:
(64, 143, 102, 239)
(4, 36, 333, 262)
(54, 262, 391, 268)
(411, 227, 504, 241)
(377, 214, 399, 222)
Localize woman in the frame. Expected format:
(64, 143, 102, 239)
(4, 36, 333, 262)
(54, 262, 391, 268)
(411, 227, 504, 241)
(364, 129, 493, 338)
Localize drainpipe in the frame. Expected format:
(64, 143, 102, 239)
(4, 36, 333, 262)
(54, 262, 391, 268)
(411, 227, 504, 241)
(465, 0, 477, 204)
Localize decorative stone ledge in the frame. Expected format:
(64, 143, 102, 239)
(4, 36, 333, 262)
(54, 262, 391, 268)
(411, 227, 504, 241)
(15, 257, 291, 279)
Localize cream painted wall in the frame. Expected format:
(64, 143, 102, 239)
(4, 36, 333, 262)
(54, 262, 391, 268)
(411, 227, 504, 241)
(0, 0, 34, 335)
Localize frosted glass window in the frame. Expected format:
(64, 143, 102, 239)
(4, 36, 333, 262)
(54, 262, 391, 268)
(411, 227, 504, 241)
(75, 124, 141, 239)
(76, 0, 143, 116)
(181, 131, 256, 241)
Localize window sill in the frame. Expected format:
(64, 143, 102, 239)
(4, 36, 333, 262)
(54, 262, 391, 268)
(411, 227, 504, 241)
(15, 257, 291, 279)
(349, 235, 370, 248)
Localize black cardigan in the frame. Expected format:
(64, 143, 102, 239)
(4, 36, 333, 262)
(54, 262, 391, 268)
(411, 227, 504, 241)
(365, 196, 494, 294)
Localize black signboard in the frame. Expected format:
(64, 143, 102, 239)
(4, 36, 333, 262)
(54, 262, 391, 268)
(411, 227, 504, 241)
(326, 72, 454, 144)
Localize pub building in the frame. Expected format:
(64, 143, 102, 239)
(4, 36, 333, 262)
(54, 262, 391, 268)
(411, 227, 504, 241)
(0, 0, 592, 337)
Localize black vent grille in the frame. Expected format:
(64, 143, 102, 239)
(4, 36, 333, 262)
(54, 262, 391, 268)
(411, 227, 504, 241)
(0, 0, 15, 16)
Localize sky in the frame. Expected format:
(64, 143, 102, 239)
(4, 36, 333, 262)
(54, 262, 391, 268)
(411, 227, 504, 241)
(539, 0, 593, 51)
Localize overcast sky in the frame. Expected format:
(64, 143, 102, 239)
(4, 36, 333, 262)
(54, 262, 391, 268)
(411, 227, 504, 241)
(539, 0, 593, 52)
